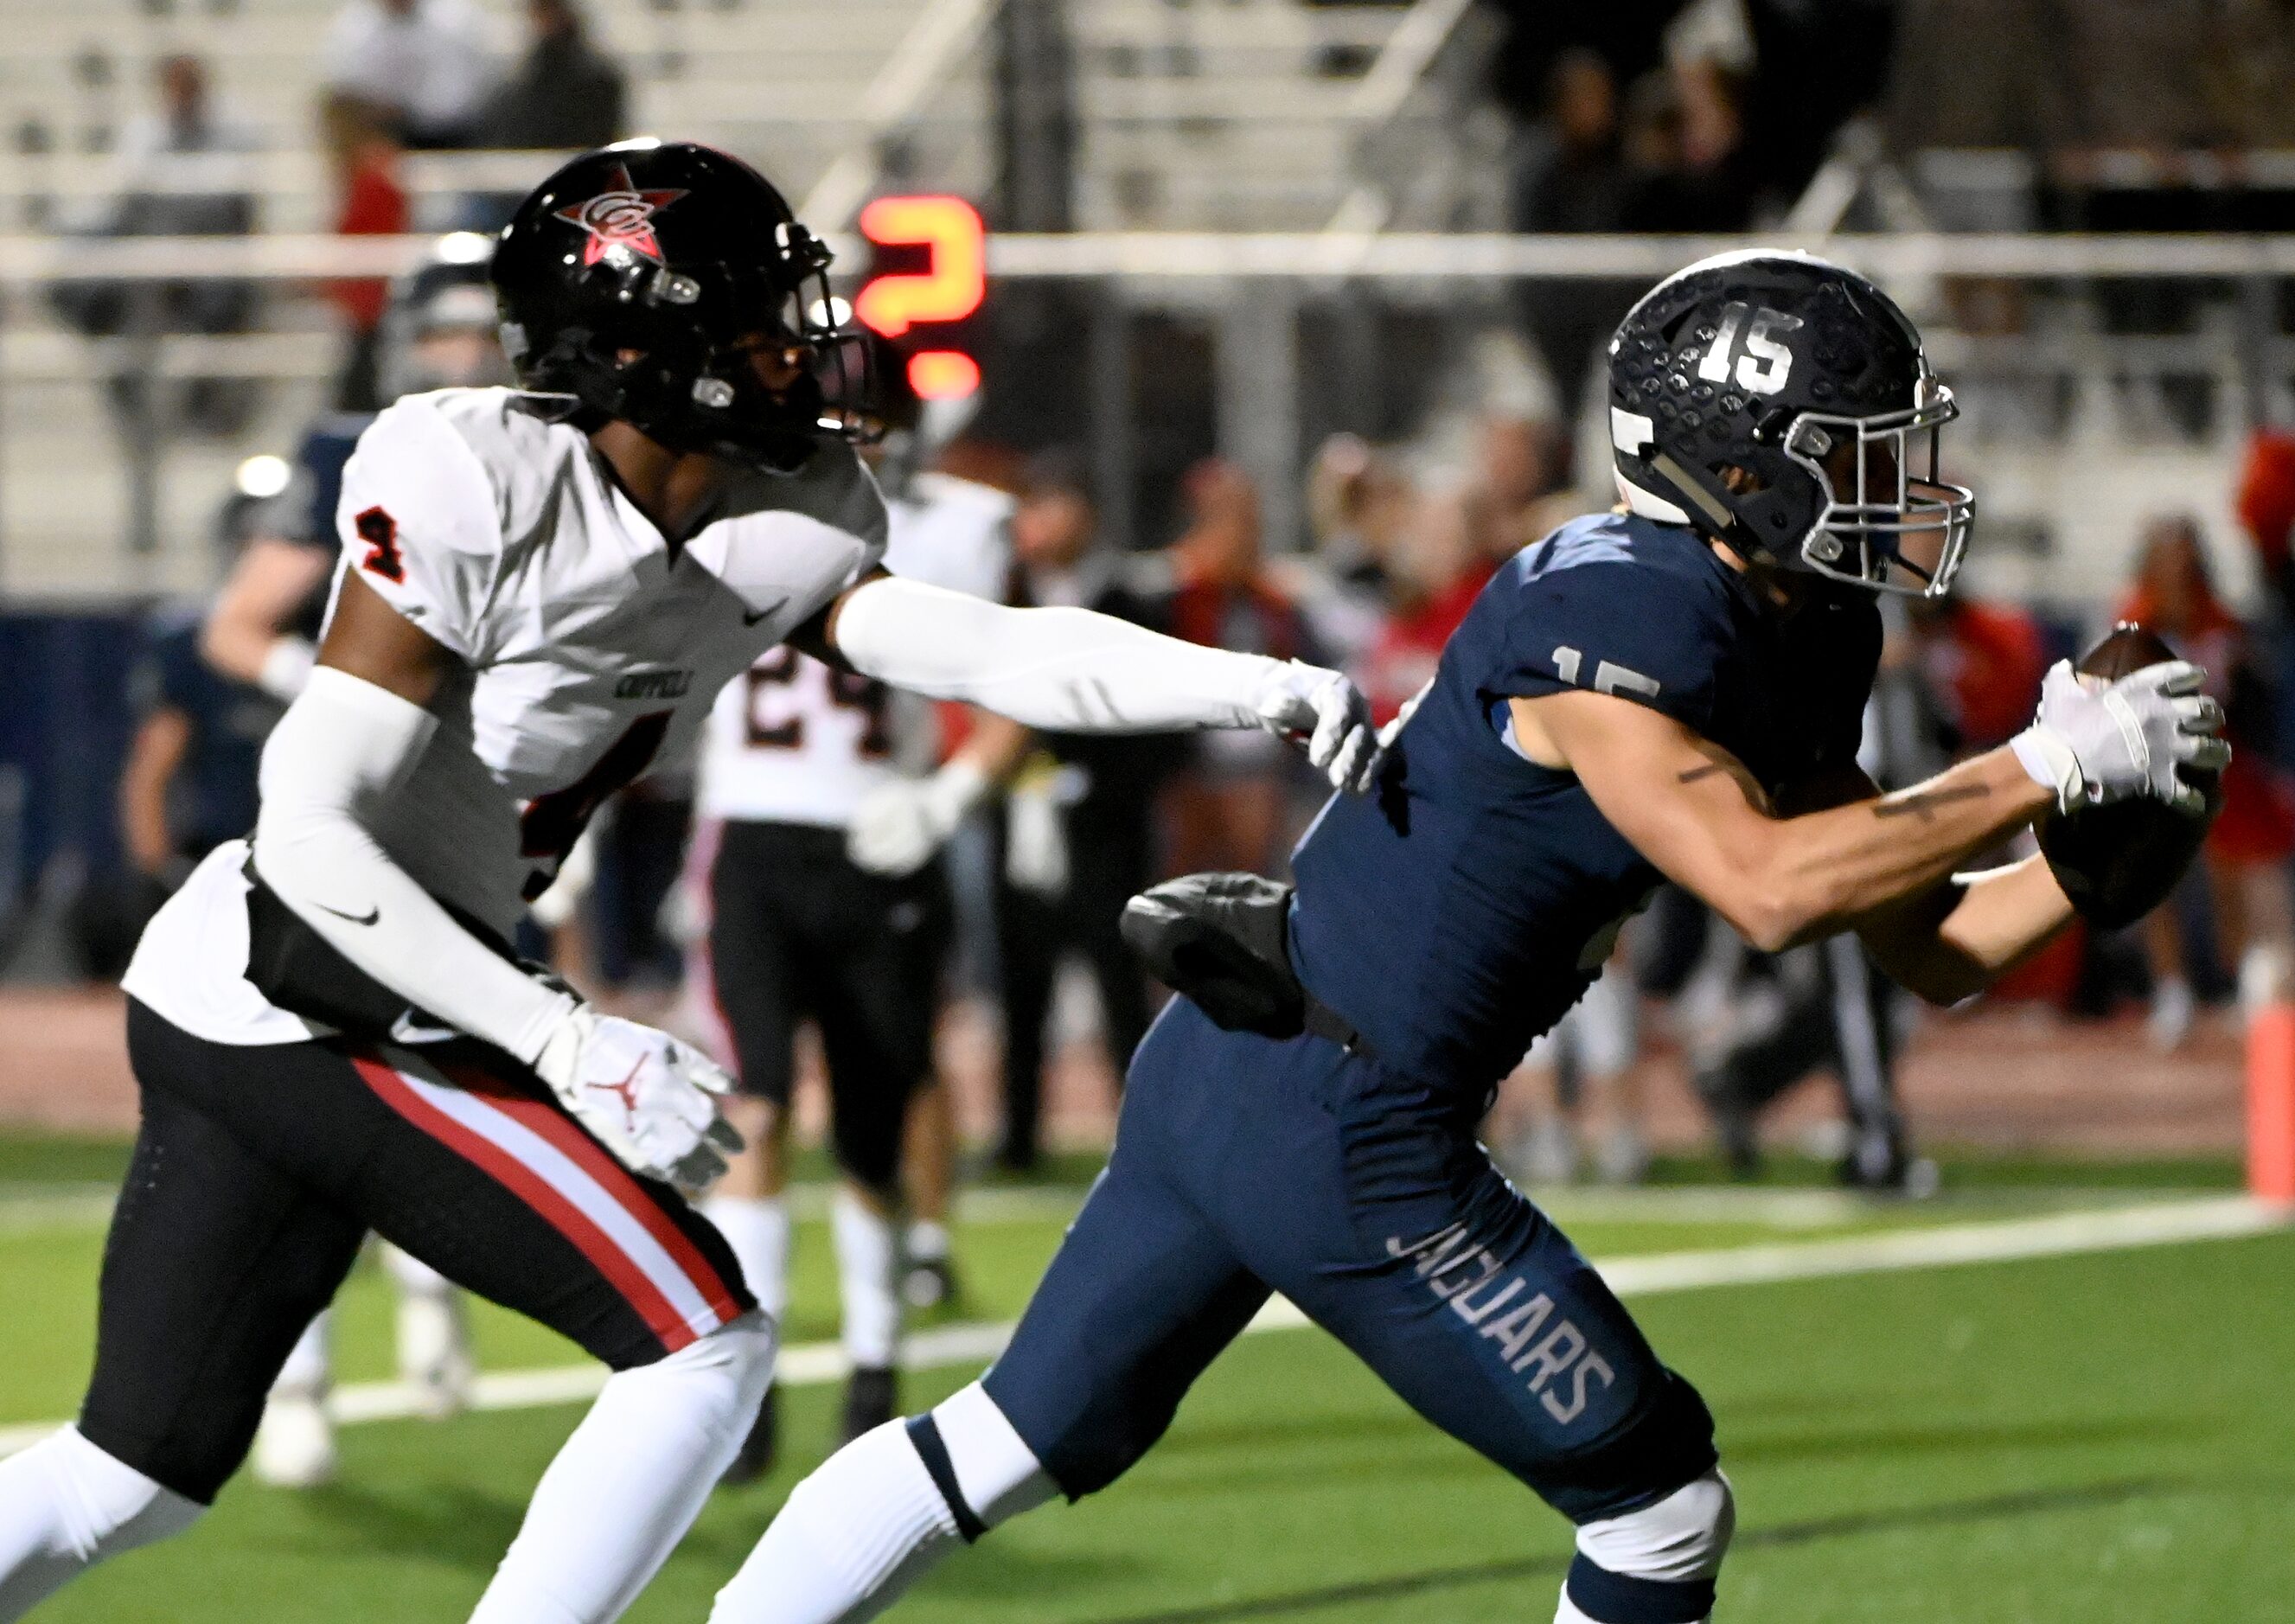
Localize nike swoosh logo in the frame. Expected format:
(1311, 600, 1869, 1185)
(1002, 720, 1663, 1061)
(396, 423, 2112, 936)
(388, 1011, 460, 1045)
(315, 901, 380, 926)
(741, 597, 789, 628)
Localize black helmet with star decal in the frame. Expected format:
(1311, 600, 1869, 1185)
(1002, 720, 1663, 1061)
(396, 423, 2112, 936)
(491, 138, 875, 472)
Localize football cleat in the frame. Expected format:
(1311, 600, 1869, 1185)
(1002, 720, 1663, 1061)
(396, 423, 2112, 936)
(721, 1386, 779, 1487)
(901, 1253, 958, 1314)
(841, 1365, 898, 1445)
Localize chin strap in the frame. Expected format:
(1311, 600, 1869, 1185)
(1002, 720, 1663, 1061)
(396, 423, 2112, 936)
(1613, 470, 1692, 526)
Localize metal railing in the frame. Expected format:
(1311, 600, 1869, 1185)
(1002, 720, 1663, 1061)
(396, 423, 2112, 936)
(0, 228, 2285, 605)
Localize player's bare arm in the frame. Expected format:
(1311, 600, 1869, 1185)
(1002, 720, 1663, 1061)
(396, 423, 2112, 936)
(1516, 690, 2049, 956)
(1760, 762, 2075, 1003)
(312, 563, 453, 702)
(118, 707, 193, 879)
(201, 536, 333, 695)
(1517, 655, 2224, 981)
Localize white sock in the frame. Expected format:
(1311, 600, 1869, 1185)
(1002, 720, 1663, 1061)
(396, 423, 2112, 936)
(273, 1309, 331, 1397)
(0, 1429, 202, 1620)
(904, 1220, 950, 1263)
(469, 1312, 776, 1624)
(382, 1243, 451, 1297)
(933, 1384, 1058, 1529)
(710, 1420, 955, 1624)
(831, 1188, 899, 1371)
(1557, 1469, 1733, 1624)
(709, 1382, 1054, 1624)
(1576, 965, 1640, 1077)
(705, 1195, 791, 1325)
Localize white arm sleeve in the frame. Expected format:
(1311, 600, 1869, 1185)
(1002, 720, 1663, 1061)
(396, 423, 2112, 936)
(829, 574, 1281, 733)
(252, 667, 576, 1064)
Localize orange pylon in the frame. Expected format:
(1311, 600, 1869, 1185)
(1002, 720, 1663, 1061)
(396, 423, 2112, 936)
(2247, 1001, 2295, 1205)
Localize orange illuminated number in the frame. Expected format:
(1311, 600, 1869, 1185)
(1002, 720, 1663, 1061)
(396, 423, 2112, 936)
(855, 196, 985, 339)
(906, 350, 981, 400)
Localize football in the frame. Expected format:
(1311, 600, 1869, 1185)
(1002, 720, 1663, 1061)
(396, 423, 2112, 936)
(2035, 623, 2222, 930)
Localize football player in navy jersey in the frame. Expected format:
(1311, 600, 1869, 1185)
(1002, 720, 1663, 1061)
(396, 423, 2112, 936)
(713, 252, 2230, 1624)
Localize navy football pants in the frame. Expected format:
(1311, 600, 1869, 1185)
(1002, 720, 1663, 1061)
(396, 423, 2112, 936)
(983, 997, 1717, 1525)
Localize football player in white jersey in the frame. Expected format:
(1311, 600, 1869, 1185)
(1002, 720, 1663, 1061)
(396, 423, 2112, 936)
(0, 141, 1378, 1624)
(687, 355, 1020, 1479)
(209, 236, 516, 1490)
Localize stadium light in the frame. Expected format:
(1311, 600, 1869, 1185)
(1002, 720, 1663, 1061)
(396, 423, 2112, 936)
(234, 454, 292, 500)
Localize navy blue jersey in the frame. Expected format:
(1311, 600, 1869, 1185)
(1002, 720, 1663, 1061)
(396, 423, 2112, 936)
(245, 412, 368, 642)
(1289, 511, 1880, 1090)
(285, 413, 370, 550)
(131, 611, 283, 857)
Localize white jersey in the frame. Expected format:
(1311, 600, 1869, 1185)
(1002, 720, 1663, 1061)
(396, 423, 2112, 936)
(125, 386, 887, 1045)
(695, 470, 1012, 828)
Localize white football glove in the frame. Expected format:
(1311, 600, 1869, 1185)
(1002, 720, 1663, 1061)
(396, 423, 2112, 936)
(847, 759, 991, 876)
(532, 1006, 744, 1195)
(2011, 658, 2231, 816)
(1253, 660, 1383, 794)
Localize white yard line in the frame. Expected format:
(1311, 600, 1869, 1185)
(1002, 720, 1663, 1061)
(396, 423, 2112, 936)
(0, 1180, 2221, 1239)
(0, 1190, 115, 1237)
(1, 1195, 2282, 1461)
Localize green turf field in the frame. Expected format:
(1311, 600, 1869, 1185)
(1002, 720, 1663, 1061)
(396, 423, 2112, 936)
(3, 1136, 2288, 1622)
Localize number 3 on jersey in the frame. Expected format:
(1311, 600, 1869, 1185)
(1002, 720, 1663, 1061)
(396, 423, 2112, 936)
(354, 505, 406, 584)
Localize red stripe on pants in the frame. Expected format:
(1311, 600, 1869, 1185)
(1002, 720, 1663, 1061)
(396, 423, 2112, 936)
(437, 1058, 742, 1324)
(351, 1054, 700, 1353)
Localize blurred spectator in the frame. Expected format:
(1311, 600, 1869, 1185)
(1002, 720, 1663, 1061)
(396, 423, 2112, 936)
(2118, 515, 2295, 1046)
(1614, 69, 1696, 230)
(1288, 432, 1412, 672)
(1162, 458, 1318, 876)
(1511, 48, 1626, 234)
(320, 93, 410, 412)
(1469, 412, 1568, 560)
(1485, 3, 1684, 131)
(480, 0, 627, 150)
(55, 54, 263, 438)
(1662, 54, 1758, 229)
(994, 453, 1186, 1171)
(2237, 428, 2295, 622)
(115, 54, 262, 214)
(1358, 490, 1493, 725)
(1509, 49, 1640, 417)
(1907, 593, 2049, 754)
(323, 0, 500, 150)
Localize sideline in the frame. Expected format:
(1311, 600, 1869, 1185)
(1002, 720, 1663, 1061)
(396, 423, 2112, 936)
(0, 1194, 2281, 1461)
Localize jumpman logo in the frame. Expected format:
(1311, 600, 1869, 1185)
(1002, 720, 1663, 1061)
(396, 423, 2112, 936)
(587, 1060, 645, 1128)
